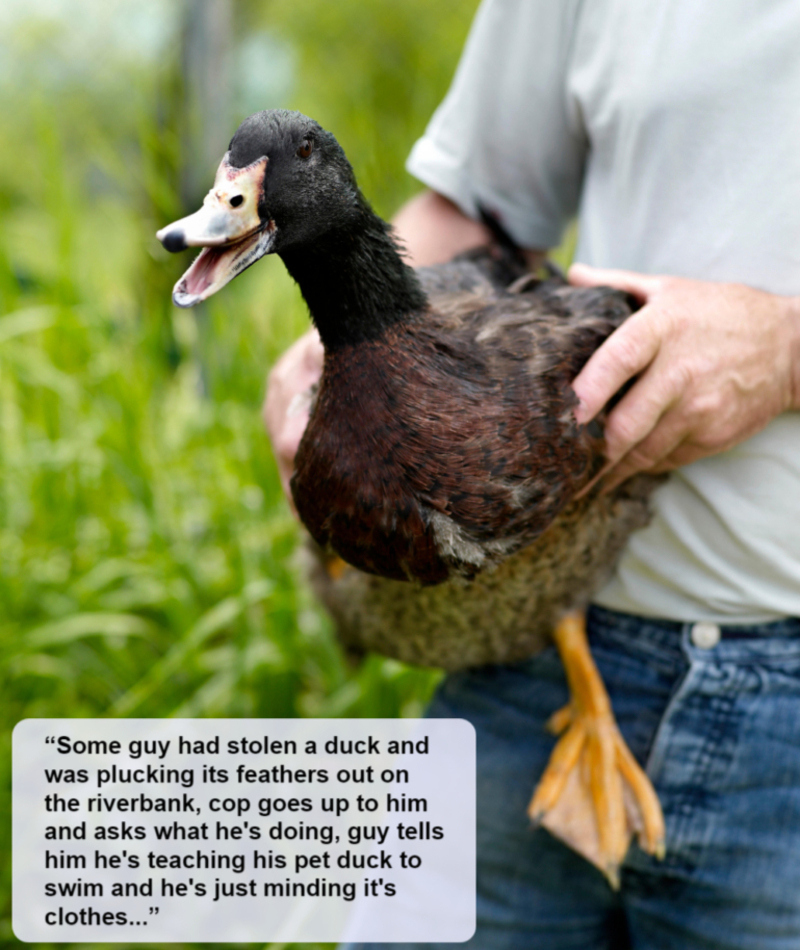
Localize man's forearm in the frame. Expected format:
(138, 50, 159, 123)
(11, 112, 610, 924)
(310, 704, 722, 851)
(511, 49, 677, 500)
(392, 191, 493, 266)
(392, 190, 545, 270)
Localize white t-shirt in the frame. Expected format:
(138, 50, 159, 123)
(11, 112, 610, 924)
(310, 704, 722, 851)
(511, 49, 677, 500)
(407, 0, 800, 623)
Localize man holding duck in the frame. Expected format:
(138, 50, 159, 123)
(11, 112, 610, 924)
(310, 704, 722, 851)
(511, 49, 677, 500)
(265, 1, 800, 946)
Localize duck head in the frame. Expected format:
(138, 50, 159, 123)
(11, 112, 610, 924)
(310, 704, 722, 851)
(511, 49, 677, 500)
(157, 109, 363, 308)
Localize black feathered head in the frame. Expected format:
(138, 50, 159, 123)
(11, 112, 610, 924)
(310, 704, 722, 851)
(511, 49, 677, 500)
(157, 110, 365, 307)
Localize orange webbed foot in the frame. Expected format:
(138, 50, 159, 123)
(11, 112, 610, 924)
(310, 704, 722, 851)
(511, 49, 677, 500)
(528, 612, 665, 888)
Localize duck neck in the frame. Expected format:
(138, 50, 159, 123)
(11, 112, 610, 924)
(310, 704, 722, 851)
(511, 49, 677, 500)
(279, 209, 428, 351)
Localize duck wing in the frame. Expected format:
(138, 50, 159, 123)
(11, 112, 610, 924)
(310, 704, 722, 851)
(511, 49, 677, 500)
(415, 242, 529, 299)
(404, 280, 633, 566)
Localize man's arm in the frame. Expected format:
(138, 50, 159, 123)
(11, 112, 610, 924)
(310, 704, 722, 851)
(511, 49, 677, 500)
(392, 191, 496, 267)
(263, 191, 541, 504)
(569, 264, 800, 490)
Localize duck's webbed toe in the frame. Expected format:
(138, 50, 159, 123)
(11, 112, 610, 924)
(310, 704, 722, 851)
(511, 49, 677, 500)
(527, 612, 665, 888)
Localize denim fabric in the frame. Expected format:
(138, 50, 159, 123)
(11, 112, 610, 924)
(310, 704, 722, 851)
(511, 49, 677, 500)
(343, 605, 800, 950)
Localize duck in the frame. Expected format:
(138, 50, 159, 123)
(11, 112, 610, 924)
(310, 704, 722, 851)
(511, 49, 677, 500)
(157, 108, 665, 886)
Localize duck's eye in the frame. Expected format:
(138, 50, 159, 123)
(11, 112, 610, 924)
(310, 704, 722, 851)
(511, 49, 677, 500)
(297, 140, 313, 159)
(229, 194, 244, 208)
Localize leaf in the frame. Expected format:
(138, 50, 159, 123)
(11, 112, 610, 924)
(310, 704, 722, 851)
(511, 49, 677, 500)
(109, 578, 274, 716)
(2, 341, 81, 402)
(71, 558, 148, 595)
(0, 305, 58, 344)
(170, 670, 237, 718)
(24, 612, 154, 648)
(8, 653, 73, 679)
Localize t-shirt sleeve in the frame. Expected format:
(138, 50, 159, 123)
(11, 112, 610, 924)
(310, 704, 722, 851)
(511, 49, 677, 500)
(406, 0, 587, 250)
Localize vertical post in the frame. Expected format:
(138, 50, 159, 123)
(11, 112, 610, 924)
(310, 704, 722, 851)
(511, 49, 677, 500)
(181, 0, 234, 209)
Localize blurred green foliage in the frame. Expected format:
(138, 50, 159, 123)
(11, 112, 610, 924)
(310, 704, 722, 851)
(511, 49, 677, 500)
(0, 1, 486, 946)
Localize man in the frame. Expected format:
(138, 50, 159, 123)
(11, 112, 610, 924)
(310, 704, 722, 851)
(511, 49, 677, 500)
(265, 1, 800, 946)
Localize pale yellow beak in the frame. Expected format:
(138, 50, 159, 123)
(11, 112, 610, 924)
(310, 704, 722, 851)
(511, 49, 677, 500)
(156, 152, 277, 307)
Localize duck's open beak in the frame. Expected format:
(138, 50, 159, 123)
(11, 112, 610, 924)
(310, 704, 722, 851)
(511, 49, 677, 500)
(156, 153, 276, 307)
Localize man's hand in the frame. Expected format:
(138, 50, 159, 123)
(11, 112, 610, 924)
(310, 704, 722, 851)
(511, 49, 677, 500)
(569, 263, 800, 491)
(262, 329, 324, 508)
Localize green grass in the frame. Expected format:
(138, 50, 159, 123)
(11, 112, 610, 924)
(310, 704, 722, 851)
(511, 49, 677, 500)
(0, 2, 486, 946)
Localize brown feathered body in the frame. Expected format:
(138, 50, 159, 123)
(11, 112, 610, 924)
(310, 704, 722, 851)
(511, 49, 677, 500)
(293, 255, 660, 669)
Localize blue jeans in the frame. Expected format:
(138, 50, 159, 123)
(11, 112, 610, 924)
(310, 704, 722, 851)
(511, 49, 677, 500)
(345, 605, 800, 950)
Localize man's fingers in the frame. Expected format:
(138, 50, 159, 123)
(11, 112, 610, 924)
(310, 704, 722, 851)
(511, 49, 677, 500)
(572, 313, 662, 424)
(599, 362, 686, 464)
(601, 411, 687, 491)
(569, 263, 667, 423)
(568, 263, 661, 302)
